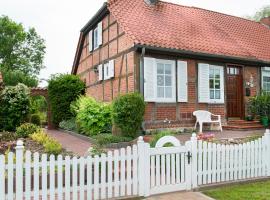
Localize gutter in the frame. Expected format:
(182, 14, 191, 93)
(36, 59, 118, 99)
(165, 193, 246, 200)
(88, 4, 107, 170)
(135, 44, 270, 66)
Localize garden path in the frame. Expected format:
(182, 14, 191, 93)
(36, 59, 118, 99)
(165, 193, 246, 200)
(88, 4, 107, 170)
(143, 191, 214, 200)
(45, 129, 92, 156)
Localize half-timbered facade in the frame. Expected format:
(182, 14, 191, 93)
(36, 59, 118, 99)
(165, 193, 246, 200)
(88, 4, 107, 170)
(72, 0, 270, 130)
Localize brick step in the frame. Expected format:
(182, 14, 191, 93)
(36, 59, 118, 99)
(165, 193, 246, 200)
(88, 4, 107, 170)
(223, 124, 264, 130)
(227, 120, 261, 126)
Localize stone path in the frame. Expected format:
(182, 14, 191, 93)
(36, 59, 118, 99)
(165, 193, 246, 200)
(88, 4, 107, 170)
(143, 192, 214, 200)
(45, 129, 92, 156)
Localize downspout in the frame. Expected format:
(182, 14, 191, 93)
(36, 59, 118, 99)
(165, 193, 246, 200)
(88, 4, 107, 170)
(140, 47, 146, 132)
(140, 47, 146, 95)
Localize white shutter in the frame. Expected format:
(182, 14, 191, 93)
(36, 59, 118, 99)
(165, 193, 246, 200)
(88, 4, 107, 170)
(97, 21, 103, 46)
(98, 64, 103, 81)
(198, 63, 210, 103)
(170, 61, 176, 102)
(144, 57, 156, 102)
(109, 60, 115, 78)
(89, 30, 93, 52)
(177, 60, 188, 102)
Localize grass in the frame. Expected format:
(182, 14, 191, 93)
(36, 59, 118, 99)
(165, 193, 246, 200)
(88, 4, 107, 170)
(203, 180, 270, 200)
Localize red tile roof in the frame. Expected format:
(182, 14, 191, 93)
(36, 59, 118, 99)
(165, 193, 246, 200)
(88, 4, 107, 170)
(108, 0, 270, 63)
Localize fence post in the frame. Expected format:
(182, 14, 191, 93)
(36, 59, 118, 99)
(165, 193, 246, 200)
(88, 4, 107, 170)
(15, 140, 24, 200)
(265, 129, 270, 176)
(137, 136, 150, 197)
(190, 133, 198, 189)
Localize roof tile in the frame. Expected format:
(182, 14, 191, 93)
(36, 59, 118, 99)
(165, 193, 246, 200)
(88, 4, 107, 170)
(108, 0, 270, 63)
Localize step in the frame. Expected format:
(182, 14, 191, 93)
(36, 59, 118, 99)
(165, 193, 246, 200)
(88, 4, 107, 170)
(227, 120, 261, 125)
(223, 124, 264, 130)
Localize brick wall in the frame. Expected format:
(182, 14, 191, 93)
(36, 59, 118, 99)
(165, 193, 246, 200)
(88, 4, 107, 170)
(76, 13, 135, 102)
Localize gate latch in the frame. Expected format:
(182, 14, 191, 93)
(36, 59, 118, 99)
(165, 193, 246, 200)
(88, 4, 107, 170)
(187, 151, 192, 164)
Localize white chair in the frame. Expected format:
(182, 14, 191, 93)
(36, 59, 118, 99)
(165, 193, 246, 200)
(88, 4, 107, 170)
(193, 110, 222, 133)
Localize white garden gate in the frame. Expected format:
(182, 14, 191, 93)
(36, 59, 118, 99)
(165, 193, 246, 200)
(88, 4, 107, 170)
(0, 131, 270, 199)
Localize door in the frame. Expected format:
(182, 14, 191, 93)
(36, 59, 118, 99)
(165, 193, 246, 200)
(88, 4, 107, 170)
(226, 66, 243, 118)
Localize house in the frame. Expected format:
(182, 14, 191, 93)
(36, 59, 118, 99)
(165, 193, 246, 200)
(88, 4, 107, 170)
(72, 0, 270, 130)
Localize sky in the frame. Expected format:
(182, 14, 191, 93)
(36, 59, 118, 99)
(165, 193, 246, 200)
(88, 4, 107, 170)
(0, 0, 269, 86)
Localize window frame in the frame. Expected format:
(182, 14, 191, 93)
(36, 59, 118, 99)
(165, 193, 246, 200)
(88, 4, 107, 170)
(155, 59, 176, 103)
(261, 67, 270, 93)
(93, 27, 99, 50)
(209, 65, 224, 104)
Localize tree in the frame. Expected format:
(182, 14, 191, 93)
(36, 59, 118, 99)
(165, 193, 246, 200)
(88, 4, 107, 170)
(246, 5, 270, 21)
(1, 70, 38, 87)
(0, 15, 46, 81)
(48, 74, 85, 125)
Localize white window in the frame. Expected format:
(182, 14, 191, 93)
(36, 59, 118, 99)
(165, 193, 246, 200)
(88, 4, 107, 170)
(93, 27, 99, 50)
(209, 66, 221, 100)
(103, 60, 115, 80)
(144, 58, 176, 102)
(262, 67, 270, 93)
(198, 63, 224, 103)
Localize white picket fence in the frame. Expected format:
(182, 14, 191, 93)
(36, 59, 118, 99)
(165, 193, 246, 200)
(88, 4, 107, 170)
(0, 130, 270, 199)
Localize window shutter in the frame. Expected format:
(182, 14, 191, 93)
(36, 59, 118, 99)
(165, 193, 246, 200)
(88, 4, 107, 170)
(109, 60, 115, 78)
(97, 21, 103, 46)
(89, 30, 93, 52)
(177, 60, 188, 102)
(198, 63, 210, 103)
(98, 64, 103, 81)
(144, 57, 156, 102)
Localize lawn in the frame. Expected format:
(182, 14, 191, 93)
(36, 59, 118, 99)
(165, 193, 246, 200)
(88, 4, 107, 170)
(203, 180, 270, 200)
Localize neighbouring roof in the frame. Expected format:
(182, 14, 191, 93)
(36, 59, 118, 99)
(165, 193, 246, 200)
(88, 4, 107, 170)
(108, 0, 270, 64)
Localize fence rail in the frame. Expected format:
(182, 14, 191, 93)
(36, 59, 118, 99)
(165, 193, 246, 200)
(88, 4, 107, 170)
(0, 130, 270, 199)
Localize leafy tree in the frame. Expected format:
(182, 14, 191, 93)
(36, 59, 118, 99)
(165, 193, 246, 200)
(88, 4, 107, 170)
(246, 5, 270, 21)
(1, 70, 38, 87)
(0, 15, 45, 79)
(0, 83, 31, 131)
(48, 74, 85, 125)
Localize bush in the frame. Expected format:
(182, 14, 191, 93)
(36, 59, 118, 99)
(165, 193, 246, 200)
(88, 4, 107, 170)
(30, 130, 62, 155)
(44, 139, 62, 155)
(150, 131, 176, 147)
(74, 96, 112, 136)
(249, 92, 270, 118)
(16, 123, 40, 138)
(112, 93, 146, 138)
(0, 84, 31, 131)
(30, 114, 41, 125)
(48, 74, 85, 126)
(92, 134, 133, 146)
(30, 130, 48, 144)
(59, 118, 78, 132)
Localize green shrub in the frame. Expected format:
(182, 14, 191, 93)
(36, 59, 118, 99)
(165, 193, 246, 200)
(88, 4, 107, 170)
(44, 139, 62, 155)
(30, 130, 48, 144)
(92, 134, 133, 146)
(30, 130, 62, 155)
(74, 96, 112, 136)
(0, 84, 31, 131)
(16, 123, 40, 138)
(112, 93, 146, 138)
(249, 92, 270, 118)
(30, 114, 41, 125)
(59, 118, 78, 132)
(48, 74, 85, 126)
(150, 131, 176, 147)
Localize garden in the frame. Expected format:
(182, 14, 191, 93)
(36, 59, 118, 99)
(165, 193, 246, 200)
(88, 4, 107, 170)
(0, 83, 71, 157)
